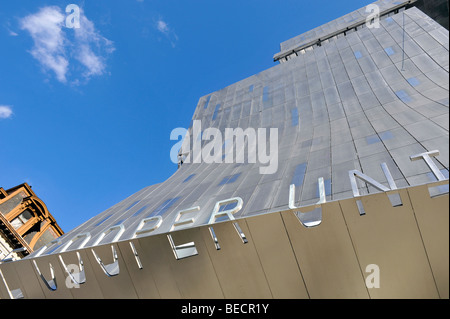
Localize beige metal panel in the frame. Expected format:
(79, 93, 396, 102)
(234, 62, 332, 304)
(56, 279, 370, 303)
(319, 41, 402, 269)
(165, 227, 224, 298)
(0, 268, 8, 299)
(136, 233, 182, 298)
(245, 212, 309, 299)
(0, 280, 6, 299)
(117, 239, 161, 298)
(0, 261, 28, 299)
(11, 259, 45, 298)
(57, 249, 104, 298)
(281, 201, 369, 299)
(201, 220, 273, 298)
(407, 181, 449, 298)
(31, 254, 74, 299)
(86, 243, 138, 298)
(339, 189, 440, 299)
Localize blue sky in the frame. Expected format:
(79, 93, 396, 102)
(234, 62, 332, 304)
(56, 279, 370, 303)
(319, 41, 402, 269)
(0, 0, 372, 232)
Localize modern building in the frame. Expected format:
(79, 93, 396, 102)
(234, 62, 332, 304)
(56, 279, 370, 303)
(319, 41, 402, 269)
(0, 0, 448, 299)
(0, 183, 64, 263)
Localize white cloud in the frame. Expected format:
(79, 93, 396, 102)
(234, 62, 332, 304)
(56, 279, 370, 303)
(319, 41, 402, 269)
(5, 21, 19, 36)
(20, 6, 114, 84)
(77, 44, 105, 77)
(155, 18, 178, 47)
(157, 20, 169, 34)
(73, 12, 115, 79)
(20, 6, 68, 82)
(0, 106, 13, 119)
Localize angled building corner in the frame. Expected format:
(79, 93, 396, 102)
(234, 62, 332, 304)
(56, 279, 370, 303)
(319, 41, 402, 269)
(0, 0, 448, 299)
(0, 183, 64, 262)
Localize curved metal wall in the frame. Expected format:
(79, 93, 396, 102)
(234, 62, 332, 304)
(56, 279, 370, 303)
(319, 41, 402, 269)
(1, 1, 448, 299)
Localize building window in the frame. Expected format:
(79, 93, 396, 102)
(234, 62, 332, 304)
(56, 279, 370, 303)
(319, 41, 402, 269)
(218, 173, 242, 186)
(291, 163, 307, 187)
(183, 174, 196, 183)
(212, 104, 221, 120)
(151, 197, 182, 216)
(10, 209, 33, 229)
(384, 47, 395, 56)
(0, 191, 26, 216)
(203, 95, 211, 109)
(291, 108, 299, 126)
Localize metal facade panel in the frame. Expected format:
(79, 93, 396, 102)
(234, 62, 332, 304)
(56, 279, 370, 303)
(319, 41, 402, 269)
(0, 277, 8, 299)
(339, 189, 440, 298)
(201, 221, 273, 298)
(11, 259, 45, 298)
(281, 201, 370, 298)
(116, 240, 161, 298)
(86, 243, 138, 298)
(57, 249, 104, 298)
(407, 181, 450, 298)
(245, 212, 309, 298)
(0, 261, 27, 299)
(278, 0, 413, 55)
(136, 234, 183, 298)
(30, 254, 74, 299)
(163, 227, 224, 299)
